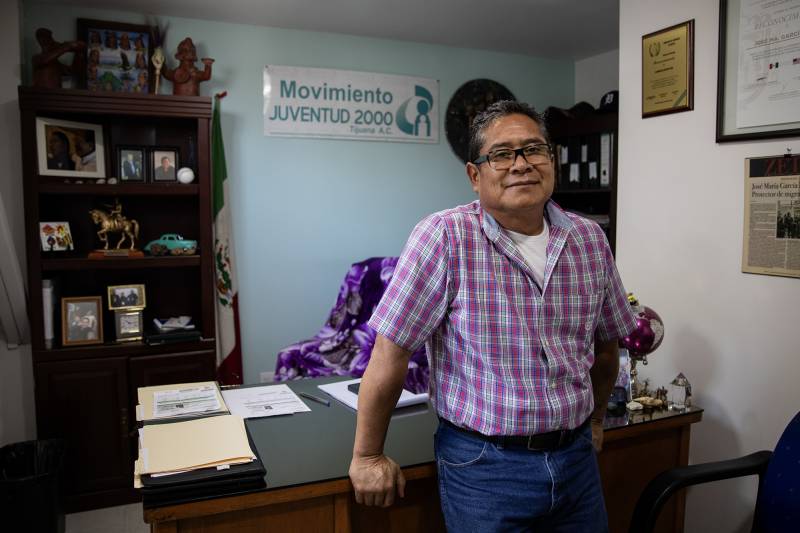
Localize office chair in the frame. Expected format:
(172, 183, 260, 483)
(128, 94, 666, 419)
(273, 257, 429, 393)
(629, 411, 800, 533)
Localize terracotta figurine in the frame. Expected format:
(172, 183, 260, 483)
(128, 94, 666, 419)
(161, 37, 214, 96)
(32, 28, 85, 89)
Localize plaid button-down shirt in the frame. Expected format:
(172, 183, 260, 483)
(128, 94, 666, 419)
(369, 200, 637, 436)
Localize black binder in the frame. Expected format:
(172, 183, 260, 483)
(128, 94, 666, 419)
(140, 422, 266, 507)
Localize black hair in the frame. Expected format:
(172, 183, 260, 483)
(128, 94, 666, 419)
(467, 100, 549, 163)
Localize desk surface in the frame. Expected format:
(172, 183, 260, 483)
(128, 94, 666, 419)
(242, 377, 701, 492)
(248, 376, 438, 491)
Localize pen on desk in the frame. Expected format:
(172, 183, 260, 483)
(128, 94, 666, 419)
(299, 391, 330, 407)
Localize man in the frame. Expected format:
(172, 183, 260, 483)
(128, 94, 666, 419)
(71, 136, 96, 172)
(349, 101, 636, 531)
(122, 152, 140, 180)
(46, 130, 73, 170)
(154, 156, 175, 181)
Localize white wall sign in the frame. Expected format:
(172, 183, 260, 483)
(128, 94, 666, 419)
(263, 66, 438, 143)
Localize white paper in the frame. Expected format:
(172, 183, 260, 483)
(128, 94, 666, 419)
(317, 378, 428, 411)
(559, 145, 569, 163)
(569, 163, 580, 183)
(589, 162, 598, 180)
(221, 384, 311, 419)
(152, 385, 221, 419)
(580, 144, 588, 162)
(736, 0, 800, 128)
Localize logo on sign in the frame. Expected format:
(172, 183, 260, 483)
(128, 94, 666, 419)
(396, 85, 434, 137)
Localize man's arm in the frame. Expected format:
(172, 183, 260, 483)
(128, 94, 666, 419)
(589, 335, 619, 452)
(349, 334, 412, 507)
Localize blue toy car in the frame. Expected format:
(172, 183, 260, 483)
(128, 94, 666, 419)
(144, 233, 198, 256)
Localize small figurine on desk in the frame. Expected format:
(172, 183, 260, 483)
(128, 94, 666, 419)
(89, 199, 141, 254)
(160, 37, 214, 96)
(32, 28, 85, 89)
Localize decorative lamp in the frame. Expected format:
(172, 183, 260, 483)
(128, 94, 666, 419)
(619, 293, 665, 397)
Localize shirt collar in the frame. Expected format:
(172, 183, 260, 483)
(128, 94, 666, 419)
(479, 200, 573, 241)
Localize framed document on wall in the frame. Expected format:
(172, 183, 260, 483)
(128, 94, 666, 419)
(717, 0, 800, 142)
(642, 20, 695, 118)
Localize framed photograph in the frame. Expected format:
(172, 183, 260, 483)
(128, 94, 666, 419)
(717, 0, 800, 141)
(642, 20, 694, 118)
(77, 18, 154, 93)
(117, 145, 145, 182)
(114, 310, 143, 342)
(150, 148, 179, 182)
(62, 296, 103, 346)
(107, 284, 146, 310)
(39, 222, 74, 251)
(36, 117, 105, 178)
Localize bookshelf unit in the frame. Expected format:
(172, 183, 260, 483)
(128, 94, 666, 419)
(19, 87, 217, 511)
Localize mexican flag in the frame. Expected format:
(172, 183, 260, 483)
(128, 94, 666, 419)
(212, 93, 243, 385)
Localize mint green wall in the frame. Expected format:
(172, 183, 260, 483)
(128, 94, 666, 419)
(22, 3, 574, 382)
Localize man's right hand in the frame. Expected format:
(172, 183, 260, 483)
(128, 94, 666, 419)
(349, 453, 406, 507)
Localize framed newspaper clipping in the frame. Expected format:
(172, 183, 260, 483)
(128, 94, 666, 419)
(743, 154, 800, 278)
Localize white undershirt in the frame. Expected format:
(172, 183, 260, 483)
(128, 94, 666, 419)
(504, 219, 550, 288)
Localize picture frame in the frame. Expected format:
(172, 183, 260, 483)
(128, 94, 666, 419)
(39, 222, 74, 251)
(114, 309, 144, 342)
(107, 283, 146, 311)
(716, 0, 800, 142)
(77, 18, 155, 94)
(62, 296, 103, 346)
(642, 20, 694, 118)
(117, 145, 146, 182)
(149, 147, 180, 182)
(36, 117, 105, 178)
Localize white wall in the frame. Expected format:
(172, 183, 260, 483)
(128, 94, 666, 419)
(0, 0, 35, 446)
(618, 1, 800, 531)
(575, 49, 618, 107)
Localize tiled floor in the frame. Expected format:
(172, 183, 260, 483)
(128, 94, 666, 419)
(66, 503, 149, 533)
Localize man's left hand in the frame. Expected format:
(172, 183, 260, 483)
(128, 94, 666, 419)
(590, 419, 604, 452)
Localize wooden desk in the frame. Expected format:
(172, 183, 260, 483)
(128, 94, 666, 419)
(143, 378, 701, 533)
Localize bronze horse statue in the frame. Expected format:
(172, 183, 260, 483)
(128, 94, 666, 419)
(89, 208, 139, 250)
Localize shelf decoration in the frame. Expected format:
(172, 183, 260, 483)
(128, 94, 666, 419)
(39, 222, 74, 251)
(77, 18, 155, 93)
(161, 37, 214, 96)
(36, 117, 105, 179)
(62, 296, 103, 346)
(108, 283, 146, 343)
(89, 198, 142, 256)
(32, 28, 85, 90)
(149, 147, 179, 182)
(118, 146, 146, 182)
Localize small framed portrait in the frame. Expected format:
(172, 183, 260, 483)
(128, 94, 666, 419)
(150, 148, 179, 182)
(36, 117, 105, 178)
(117, 145, 145, 182)
(77, 18, 155, 94)
(62, 296, 103, 346)
(107, 284, 146, 310)
(39, 222, 74, 251)
(114, 309, 144, 342)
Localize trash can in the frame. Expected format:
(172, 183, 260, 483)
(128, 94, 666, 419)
(0, 439, 65, 533)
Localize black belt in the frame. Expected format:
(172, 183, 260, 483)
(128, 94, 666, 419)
(441, 417, 590, 452)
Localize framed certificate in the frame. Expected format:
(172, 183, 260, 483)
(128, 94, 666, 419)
(642, 20, 694, 118)
(717, 0, 800, 142)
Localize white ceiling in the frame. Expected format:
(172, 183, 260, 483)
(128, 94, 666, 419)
(48, 0, 620, 60)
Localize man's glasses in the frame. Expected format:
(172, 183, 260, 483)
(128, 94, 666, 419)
(472, 144, 553, 170)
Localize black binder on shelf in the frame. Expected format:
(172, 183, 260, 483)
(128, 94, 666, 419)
(140, 421, 266, 508)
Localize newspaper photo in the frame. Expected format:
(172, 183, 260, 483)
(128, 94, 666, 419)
(743, 155, 800, 278)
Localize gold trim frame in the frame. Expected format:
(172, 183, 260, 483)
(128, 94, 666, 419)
(642, 20, 695, 118)
(62, 296, 104, 346)
(107, 283, 146, 310)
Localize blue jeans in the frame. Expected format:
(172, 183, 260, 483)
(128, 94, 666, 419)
(435, 420, 608, 532)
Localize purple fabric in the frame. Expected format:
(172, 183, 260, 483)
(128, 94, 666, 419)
(273, 257, 429, 393)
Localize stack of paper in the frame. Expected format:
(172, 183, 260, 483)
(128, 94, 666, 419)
(221, 384, 311, 419)
(134, 414, 256, 488)
(136, 381, 229, 422)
